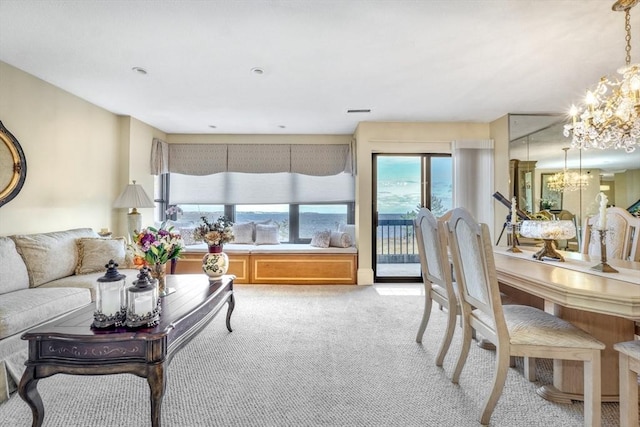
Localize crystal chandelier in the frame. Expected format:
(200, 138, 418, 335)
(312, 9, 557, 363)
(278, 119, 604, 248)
(546, 148, 592, 193)
(563, 0, 640, 153)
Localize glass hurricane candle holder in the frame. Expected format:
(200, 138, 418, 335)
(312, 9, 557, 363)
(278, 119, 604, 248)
(125, 267, 160, 328)
(519, 220, 576, 262)
(93, 260, 127, 328)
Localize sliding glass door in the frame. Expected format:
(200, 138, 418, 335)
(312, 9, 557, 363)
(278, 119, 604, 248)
(373, 154, 452, 282)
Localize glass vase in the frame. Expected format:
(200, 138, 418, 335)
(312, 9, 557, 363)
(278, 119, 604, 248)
(150, 262, 167, 296)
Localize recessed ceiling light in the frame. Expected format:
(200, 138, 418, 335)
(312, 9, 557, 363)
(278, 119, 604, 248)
(209, 125, 217, 129)
(131, 66, 148, 75)
(278, 125, 286, 129)
(347, 109, 371, 113)
(251, 67, 265, 75)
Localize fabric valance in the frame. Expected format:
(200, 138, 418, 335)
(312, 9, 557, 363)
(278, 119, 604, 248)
(151, 139, 353, 176)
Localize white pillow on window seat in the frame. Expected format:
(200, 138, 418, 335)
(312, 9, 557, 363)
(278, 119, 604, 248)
(310, 230, 331, 248)
(329, 231, 352, 248)
(232, 222, 254, 244)
(255, 224, 279, 245)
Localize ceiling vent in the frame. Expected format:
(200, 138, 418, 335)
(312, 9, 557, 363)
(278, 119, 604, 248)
(347, 109, 371, 113)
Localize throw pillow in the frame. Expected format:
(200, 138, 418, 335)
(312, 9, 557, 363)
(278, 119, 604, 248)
(255, 224, 280, 245)
(310, 230, 331, 248)
(252, 219, 273, 241)
(329, 231, 352, 248)
(0, 237, 30, 294)
(76, 237, 127, 275)
(12, 228, 98, 287)
(342, 224, 356, 246)
(232, 222, 254, 244)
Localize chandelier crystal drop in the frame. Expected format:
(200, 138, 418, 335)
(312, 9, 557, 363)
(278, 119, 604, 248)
(546, 148, 592, 193)
(563, 0, 640, 153)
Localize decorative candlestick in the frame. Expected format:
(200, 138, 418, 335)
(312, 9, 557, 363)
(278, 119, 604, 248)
(507, 197, 521, 252)
(591, 229, 618, 273)
(597, 192, 608, 230)
(506, 222, 521, 253)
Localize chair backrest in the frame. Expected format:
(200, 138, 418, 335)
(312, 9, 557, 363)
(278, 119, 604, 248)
(581, 206, 640, 261)
(414, 208, 453, 294)
(445, 208, 507, 341)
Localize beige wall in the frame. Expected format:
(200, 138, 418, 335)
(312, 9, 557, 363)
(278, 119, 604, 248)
(0, 62, 165, 236)
(614, 169, 640, 210)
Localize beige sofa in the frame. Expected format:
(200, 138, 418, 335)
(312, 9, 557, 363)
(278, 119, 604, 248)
(0, 228, 139, 402)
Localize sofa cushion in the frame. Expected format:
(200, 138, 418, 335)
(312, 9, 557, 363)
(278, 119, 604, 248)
(75, 237, 127, 275)
(0, 237, 30, 294)
(39, 268, 140, 301)
(12, 228, 98, 287)
(0, 287, 91, 339)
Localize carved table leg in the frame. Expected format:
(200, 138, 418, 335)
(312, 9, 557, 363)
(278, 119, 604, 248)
(18, 366, 44, 427)
(147, 363, 166, 427)
(226, 293, 235, 332)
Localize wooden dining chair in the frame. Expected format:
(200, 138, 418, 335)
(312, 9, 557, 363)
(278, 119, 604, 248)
(414, 208, 458, 367)
(445, 207, 605, 426)
(581, 206, 640, 262)
(613, 340, 640, 427)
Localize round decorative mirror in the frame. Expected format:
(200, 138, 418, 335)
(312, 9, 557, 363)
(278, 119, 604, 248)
(0, 121, 27, 207)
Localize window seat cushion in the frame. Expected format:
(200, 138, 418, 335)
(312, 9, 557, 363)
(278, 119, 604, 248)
(182, 243, 357, 254)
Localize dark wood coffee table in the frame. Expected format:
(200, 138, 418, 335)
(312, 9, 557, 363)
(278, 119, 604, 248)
(18, 274, 234, 427)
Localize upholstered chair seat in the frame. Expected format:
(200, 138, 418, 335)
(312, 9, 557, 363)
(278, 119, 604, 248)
(473, 306, 604, 348)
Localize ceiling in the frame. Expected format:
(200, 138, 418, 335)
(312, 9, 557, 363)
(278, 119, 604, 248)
(0, 0, 639, 136)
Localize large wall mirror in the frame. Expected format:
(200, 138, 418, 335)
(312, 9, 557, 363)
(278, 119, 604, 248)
(508, 113, 640, 250)
(0, 121, 27, 207)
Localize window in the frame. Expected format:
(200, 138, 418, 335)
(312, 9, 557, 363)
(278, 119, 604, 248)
(160, 170, 355, 245)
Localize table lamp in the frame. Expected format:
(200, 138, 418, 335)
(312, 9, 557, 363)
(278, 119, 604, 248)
(519, 220, 576, 262)
(113, 180, 155, 240)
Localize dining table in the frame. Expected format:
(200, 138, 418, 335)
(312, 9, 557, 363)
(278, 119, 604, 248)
(493, 246, 640, 403)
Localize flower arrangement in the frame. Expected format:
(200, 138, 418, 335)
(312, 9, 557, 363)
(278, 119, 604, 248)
(539, 198, 556, 210)
(165, 205, 183, 217)
(193, 216, 234, 247)
(131, 222, 185, 267)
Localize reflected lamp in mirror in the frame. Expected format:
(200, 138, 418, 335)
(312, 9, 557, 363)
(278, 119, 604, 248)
(520, 220, 576, 262)
(93, 260, 127, 328)
(113, 180, 155, 240)
(545, 148, 591, 193)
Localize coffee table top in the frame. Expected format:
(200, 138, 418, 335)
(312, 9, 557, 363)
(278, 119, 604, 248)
(22, 274, 233, 343)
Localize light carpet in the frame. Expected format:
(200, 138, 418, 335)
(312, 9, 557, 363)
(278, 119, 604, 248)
(0, 284, 624, 426)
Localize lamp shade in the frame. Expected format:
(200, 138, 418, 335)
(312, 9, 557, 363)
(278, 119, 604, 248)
(113, 181, 155, 209)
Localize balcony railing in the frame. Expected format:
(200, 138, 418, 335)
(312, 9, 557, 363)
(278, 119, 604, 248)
(376, 218, 419, 263)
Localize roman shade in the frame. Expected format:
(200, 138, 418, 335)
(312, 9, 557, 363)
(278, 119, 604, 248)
(151, 139, 353, 176)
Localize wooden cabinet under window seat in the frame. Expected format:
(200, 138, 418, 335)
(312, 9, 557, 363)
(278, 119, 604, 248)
(173, 243, 357, 285)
